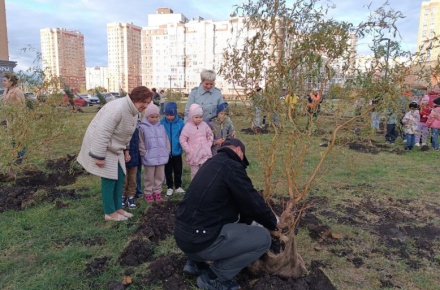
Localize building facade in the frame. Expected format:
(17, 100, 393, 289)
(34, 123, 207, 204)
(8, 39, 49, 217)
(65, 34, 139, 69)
(418, 0, 440, 61)
(40, 28, 86, 91)
(141, 8, 251, 94)
(107, 22, 142, 93)
(85, 66, 108, 91)
(0, 0, 16, 89)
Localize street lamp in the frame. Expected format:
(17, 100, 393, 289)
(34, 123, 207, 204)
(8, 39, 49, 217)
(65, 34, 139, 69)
(168, 75, 172, 91)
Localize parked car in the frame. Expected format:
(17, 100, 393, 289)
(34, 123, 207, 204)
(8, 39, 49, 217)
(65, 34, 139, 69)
(62, 94, 89, 107)
(102, 93, 116, 102)
(109, 92, 121, 98)
(89, 95, 101, 105)
(77, 94, 91, 104)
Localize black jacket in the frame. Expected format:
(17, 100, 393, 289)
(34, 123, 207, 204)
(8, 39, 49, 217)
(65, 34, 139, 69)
(174, 147, 278, 253)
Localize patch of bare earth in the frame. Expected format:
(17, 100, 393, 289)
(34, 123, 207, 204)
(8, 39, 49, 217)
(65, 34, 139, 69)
(0, 154, 85, 212)
(115, 200, 336, 289)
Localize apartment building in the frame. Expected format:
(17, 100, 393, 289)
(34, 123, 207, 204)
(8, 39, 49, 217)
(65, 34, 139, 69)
(107, 22, 142, 93)
(40, 28, 86, 91)
(142, 8, 250, 93)
(418, 0, 440, 61)
(85, 66, 108, 90)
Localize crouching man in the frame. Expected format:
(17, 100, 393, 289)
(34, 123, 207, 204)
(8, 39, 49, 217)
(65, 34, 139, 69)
(174, 138, 278, 290)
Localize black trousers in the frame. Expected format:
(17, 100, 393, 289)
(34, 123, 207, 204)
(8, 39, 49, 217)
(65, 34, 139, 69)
(165, 155, 183, 189)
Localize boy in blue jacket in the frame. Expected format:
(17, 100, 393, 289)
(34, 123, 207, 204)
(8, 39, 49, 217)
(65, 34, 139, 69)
(161, 102, 185, 197)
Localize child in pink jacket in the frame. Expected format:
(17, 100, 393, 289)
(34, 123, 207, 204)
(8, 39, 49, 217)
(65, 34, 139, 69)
(180, 103, 214, 180)
(425, 97, 440, 150)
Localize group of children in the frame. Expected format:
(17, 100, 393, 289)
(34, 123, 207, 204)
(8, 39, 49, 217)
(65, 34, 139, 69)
(398, 95, 440, 150)
(121, 101, 235, 208)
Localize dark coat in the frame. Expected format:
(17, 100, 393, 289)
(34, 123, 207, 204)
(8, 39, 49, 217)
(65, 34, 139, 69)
(174, 147, 277, 253)
(125, 127, 140, 168)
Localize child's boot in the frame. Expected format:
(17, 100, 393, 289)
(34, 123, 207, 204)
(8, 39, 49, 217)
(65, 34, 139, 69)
(154, 192, 162, 202)
(144, 193, 154, 203)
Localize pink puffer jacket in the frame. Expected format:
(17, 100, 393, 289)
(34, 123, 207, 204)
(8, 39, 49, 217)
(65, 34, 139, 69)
(425, 106, 440, 129)
(179, 103, 214, 166)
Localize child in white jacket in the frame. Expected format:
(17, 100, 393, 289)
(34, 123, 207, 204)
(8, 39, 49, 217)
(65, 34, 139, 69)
(402, 101, 420, 150)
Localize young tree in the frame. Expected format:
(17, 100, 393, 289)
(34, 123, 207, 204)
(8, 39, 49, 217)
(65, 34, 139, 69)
(220, 0, 437, 278)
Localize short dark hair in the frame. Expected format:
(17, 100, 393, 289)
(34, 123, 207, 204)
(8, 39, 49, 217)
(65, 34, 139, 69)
(130, 86, 154, 103)
(152, 88, 157, 92)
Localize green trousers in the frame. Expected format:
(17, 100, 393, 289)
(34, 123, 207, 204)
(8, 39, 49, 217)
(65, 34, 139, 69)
(101, 165, 125, 214)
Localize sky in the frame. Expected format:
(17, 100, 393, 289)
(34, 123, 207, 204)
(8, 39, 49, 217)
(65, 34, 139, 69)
(4, 0, 423, 72)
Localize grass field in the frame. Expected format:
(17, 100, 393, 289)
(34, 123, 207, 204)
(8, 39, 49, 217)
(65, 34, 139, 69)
(0, 100, 439, 289)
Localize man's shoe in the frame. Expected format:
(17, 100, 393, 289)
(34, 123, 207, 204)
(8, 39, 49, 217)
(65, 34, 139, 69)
(166, 188, 174, 197)
(135, 192, 143, 199)
(183, 259, 210, 276)
(175, 187, 185, 194)
(196, 271, 239, 290)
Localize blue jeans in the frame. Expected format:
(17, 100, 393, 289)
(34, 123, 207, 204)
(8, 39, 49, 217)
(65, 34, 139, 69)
(432, 128, 439, 149)
(406, 134, 415, 147)
(371, 112, 380, 130)
(136, 160, 142, 196)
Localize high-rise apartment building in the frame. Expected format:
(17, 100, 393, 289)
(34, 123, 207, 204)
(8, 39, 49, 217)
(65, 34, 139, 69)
(107, 22, 142, 93)
(142, 8, 248, 93)
(143, 8, 187, 90)
(0, 0, 17, 89)
(85, 66, 108, 90)
(418, 0, 440, 61)
(40, 28, 86, 91)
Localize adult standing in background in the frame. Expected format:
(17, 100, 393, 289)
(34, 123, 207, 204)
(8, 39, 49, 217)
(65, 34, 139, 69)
(77, 86, 153, 221)
(2, 73, 26, 164)
(2, 73, 25, 105)
(184, 69, 224, 123)
(159, 89, 166, 115)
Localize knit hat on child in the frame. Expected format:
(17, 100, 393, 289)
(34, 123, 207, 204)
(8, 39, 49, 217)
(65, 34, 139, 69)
(145, 104, 160, 118)
(164, 102, 178, 116)
(216, 102, 229, 115)
(193, 106, 203, 117)
(409, 101, 419, 109)
(434, 97, 440, 106)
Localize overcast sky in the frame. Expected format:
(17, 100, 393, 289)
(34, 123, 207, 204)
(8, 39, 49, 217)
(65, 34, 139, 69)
(5, 0, 422, 72)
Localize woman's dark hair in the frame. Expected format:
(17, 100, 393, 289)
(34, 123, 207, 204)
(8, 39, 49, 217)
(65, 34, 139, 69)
(3, 73, 19, 87)
(130, 86, 153, 102)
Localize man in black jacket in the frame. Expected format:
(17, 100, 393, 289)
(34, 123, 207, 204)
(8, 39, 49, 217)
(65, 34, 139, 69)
(174, 138, 278, 290)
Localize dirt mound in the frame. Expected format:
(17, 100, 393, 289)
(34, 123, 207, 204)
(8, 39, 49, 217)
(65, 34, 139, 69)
(135, 200, 179, 243)
(119, 239, 154, 266)
(0, 155, 85, 212)
(300, 194, 440, 271)
(15, 154, 83, 187)
(82, 256, 110, 278)
(134, 254, 191, 290)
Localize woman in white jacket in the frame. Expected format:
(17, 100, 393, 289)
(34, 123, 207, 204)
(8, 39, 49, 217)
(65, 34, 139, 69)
(77, 86, 153, 221)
